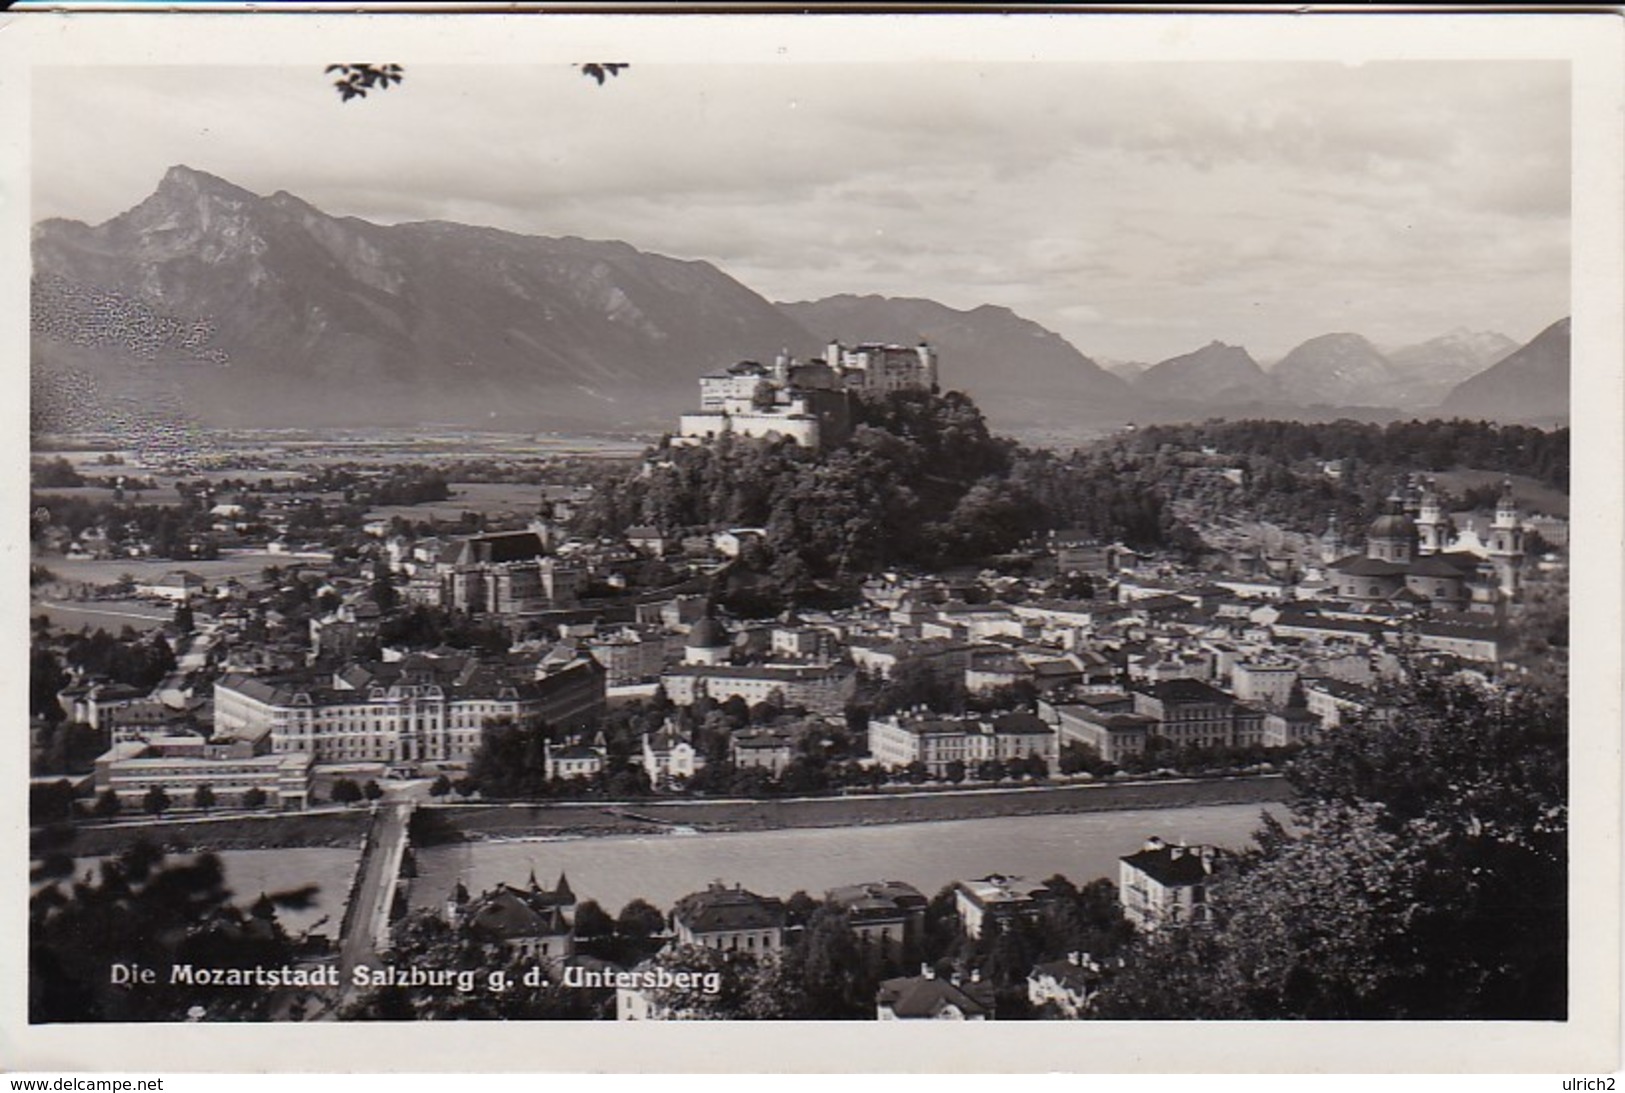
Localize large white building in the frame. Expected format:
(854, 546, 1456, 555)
(866, 712, 1056, 778)
(661, 662, 857, 717)
(94, 735, 313, 811)
(214, 652, 605, 766)
(676, 341, 939, 450)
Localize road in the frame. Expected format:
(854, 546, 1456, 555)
(336, 798, 414, 998)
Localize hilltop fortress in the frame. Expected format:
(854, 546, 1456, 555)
(677, 340, 940, 450)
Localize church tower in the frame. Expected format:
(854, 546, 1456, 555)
(1320, 513, 1345, 565)
(1415, 479, 1447, 556)
(1487, 479, 1525, 597)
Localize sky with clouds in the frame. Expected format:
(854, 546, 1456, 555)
(32, 59, 1570, 363)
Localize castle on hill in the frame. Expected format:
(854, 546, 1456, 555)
(676, 340, 940, 450)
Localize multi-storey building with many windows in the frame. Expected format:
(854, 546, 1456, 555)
(214, 651, 605, 766)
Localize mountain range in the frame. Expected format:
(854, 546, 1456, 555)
(31, 166, 1569, 435)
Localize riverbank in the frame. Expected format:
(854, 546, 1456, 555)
(36, 810, 371, 858)
(37, 776, 1293, 857)
(410, 775, 1292, 846)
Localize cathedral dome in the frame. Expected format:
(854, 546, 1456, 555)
(1368, 512, 1416, 540)
(1368, 496, 1416, 541)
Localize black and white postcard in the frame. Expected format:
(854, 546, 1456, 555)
(5, 8, 1620, 1074)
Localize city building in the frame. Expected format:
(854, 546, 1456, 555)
(1262, 707, 1323, 747)
(409, 529, 580, 616)
(1027, 952, 1111, 1017)
(953, 875, 1060, 938)
(1119, 836, 1224, 931)
(866, 713, 1057, 778)
(215, 651, 606, 766)
(543, 740, 606, 782)
(1053, 703, 1156, 763)
(671, 882, 786, 954)
(583, 626, 669, 686)
(1231, 661, 1299, 708)
(135, 570, 206, 603)
(641, 727, 704, 788)
(729, 726, 800, 776)
(1131, 678, 1266, 750)
(93, 734, 313, 810)
(449, 874, 576, 964)
(825, 880, 929, 964)
(661, 662, 857, 717)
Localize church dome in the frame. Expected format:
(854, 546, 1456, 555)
(1368, 512, 1415, 539)
(687, 616, 729, 649)
(1368, 497, 1416, 541)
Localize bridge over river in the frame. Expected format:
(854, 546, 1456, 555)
(335, 798, 415, 1000)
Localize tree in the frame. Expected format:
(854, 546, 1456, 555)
(142, 786, 171, 816)
(331, 779, 362, 805)
(30, 648, 68, 725)
(363, 780, 385, 802)
(796, 908, 875, 1019)
(327, 63, 404, 102)
(30, 779, 77, 826)
(241, 787, 268, 810)
(92, 788, 122, 819)
(573, 899, 615, 941)
(944, 759, 967, 784)
(31, 841, 313, 1022)
(429, 774, 452, 797)
(1093, 673, 1567, 1021)
(616, 898, 666, 942)
(192, 785, 216, 811)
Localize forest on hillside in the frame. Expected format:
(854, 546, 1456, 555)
(575, 394, 1569, 605)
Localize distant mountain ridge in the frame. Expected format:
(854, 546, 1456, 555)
(1439, 317, 1570, 424)
(1133, 341, 1274, 404)
(31, 165, 1568, 434)
(33, 165, 822, 430)
(1268, 332, 1397, 407)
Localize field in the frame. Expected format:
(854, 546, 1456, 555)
(364, 481, 554, 525)
(30, 599, 172, 633)
(1432, 469, 1569, 518)
(34, 552, 289, 588)
(31, 483, 189, 505)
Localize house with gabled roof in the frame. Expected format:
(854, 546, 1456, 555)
(671, 882, 785, 954)
(876, 965, 995, 1020)
(450, 871, 577, 963)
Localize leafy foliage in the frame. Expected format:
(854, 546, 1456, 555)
(576, 389, 1192, 607)
(579, 63, 629, 85)
(1092, 674, 1566, 1020)
(30, 841, 307, 1022)
(326, 64, 404, 103)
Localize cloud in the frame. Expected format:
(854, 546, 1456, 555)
(31, 59, 1570, 363)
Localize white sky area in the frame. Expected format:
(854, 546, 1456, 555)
(32, 61, 1570, 364)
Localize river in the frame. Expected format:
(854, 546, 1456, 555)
(406, 802, 1277, 915)
(51, 848, 362, 939)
